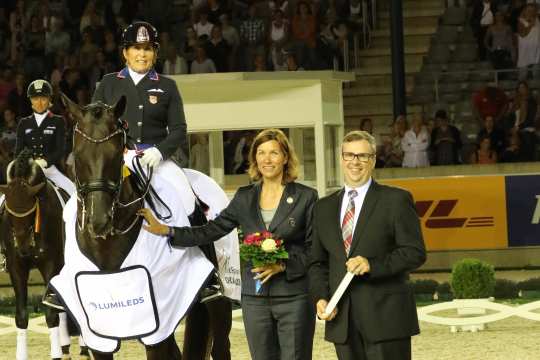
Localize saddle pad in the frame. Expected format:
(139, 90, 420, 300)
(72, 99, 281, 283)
(76, 266, 158, 340)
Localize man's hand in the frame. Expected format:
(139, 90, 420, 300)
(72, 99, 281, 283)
(251, 263, 285, 284)
(317, 299, 338, 321)
(140, 147, 163, 168)
(34, 158, 47, 169)
(137, 208, 169, 235)
(346, 256, 370, 276)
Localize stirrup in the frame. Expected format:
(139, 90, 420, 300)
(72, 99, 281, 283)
(200, 285, 224, 304)
(42, 288, 65, 311)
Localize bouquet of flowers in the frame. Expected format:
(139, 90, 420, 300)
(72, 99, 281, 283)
(239, 231, 288, 293)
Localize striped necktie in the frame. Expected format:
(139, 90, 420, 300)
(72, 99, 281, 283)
(342, 190, 358, 255)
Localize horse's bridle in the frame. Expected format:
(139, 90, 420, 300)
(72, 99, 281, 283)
(73, 121, 142, 236)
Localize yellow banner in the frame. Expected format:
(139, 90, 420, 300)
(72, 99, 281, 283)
(380, 176, 508, 251)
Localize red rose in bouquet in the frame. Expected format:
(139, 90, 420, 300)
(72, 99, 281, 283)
(239, 231, 288, 267)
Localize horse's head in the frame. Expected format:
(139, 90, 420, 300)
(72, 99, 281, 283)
(0, 150, 46, 256)
(62, 93, 127, 239)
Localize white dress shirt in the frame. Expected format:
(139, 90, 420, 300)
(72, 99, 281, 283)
(34, 112, 48, 127)
(340, 178, 372, 236)
(128, 68, 148, 85)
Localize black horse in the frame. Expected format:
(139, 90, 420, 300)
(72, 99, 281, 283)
(62, 94, 232, 359)
(0, 150, 87, 359)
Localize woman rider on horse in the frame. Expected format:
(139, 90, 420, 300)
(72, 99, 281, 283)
(92, 21, 222, 302)
(0, 80, 75, 272)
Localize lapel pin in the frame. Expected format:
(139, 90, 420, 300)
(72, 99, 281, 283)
(288, 218, 296, 227)
(286, 197, 294, 204)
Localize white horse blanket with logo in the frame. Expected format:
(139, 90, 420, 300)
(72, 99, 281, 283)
(50, 163, 216, 353)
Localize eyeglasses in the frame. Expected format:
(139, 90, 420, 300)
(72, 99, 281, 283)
(342, 152, 375, 162)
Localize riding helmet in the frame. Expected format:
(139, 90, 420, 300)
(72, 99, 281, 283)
(27, 79, 53, 98)
(121, 21, 159, 49)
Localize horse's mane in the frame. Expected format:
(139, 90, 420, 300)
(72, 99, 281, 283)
(7, 149, 44, 185)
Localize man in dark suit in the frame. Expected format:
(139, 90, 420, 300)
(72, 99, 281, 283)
(310, 130, 426, 360)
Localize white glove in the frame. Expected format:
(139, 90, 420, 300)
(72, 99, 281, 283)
(140, 147, 163, 168)
(34, 158, 48, 169)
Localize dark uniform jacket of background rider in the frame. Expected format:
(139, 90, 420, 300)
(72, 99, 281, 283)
(15, 112, 66, 168)
(92, 68, 189, 166)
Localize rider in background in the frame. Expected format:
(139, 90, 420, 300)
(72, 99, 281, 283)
(16, 80, 75, 195)
(92, 21, 222, 302)
(0, 79, 75, 272)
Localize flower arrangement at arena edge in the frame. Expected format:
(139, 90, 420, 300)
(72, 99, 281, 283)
(239, 231, 288, 292)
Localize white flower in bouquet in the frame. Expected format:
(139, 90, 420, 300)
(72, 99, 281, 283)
(261, 238, 278, 252)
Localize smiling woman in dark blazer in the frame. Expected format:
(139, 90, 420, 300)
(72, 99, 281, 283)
(139, 128, 318, 360)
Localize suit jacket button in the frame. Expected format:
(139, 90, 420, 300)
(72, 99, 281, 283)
(138, 105, 143, 109)
(137, 138, 141, 143)
(137, 122, 142, 127)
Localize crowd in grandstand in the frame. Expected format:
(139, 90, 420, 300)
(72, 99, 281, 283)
(0, 0, 365, 173)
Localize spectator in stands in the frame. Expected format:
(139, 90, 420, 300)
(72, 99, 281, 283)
(517, 3, 540, 79)
(45, 16, 70, 58)
(470, 135, 497, 164)
(384, 115, 407, 167)
(499, 131, 523, 162)
(286, 50, 304, 71)
(1, 108, 18, 156)
(473, 85, 509, 126)
(60, 68, 84, 101)
(477, 115, 506, 154)
(184, 26, 199, 64)
(292, 1, 317, 68)
(484, 12, 515, 70)
(240, 4, 266, 71)
(268, 10, 289, 71)
(0, 8, 9, 65)
(471, 0, 496, 60)
(219, 14, 239, 70)
(207, 0, 226, 24)
(194, 10, 214, 38)
(7, 72, 30, 117)
(254, 53, 267, 71)
(23, 15, 46, 79)
(268, 0, 290, 18)
(190, 133, 210, 174)
(162, 45, 188, 75)
(339, 0, 363, 32)
(79, 0, 103, 34)
(430, 110, 462, 165)
(207, 24, 230, 72)
(89, 50, 114, 93)
(9, 0, 27, 65)
(191, 45, 217, 74)
(509, 0, 525, 32)
(103, 29, 120, 68)
(401, 113, 430, 168)
(79, 29, 99, 72)
(504, 81, 537, 160)
(0, 67, 15, 112)
(360, 117, 373, 134)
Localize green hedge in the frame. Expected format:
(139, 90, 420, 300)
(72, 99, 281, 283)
(494, 279, 519, 299)
(517, 277, 540, 291)
(450, 258, 495, 299)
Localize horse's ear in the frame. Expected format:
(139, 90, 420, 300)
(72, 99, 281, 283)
(28, 182, 46, 197)
(114, 96, 127, 121)
(61, 92, 82, 125)
(0, 184, 8, 195)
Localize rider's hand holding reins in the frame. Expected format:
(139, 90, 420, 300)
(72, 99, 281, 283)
(140, 147, 163, 168)
(251, 263, 286, 284)
(138, 208, 170, 236)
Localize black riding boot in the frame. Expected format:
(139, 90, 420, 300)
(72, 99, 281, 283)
(188, 199, 224, 303)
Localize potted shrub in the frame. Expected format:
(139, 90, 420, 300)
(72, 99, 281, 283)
(450, 258, 495, 326)
(518, 277, 540, 299)
(411, 279, 438, 302)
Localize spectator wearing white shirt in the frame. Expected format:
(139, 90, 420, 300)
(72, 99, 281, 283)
(401, 113, 430, 168)
(190, 46, 217, 74)
(194, 10, 214, 38)
(163, 45, 188, 75)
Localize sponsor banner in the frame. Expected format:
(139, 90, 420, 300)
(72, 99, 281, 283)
(505, 175, 540, 247)
(381, 176, 508, 251)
